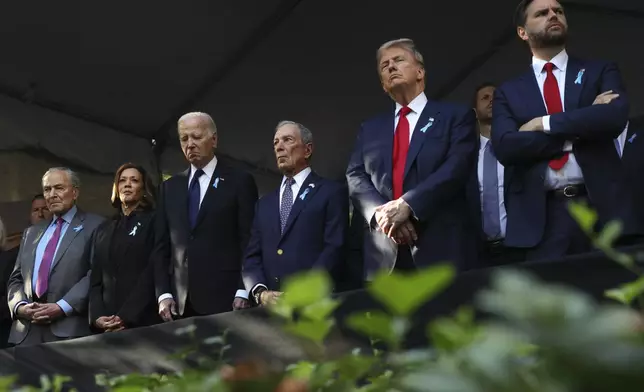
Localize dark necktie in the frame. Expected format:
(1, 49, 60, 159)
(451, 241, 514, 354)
(482, 141, 501, 239)
(543, 62, 568, 171)
(35, 217, 64, 297)
(280, 177, 295, 233)
(188, 169, 204, 228)
(393, 106, 412, 199)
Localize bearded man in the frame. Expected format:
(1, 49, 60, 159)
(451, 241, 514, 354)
(490, 0, 643, 261)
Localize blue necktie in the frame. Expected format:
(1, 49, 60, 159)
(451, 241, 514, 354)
(614, 138, 622, 158)
(280, 177, 294, 233)
(188, 169, 204, 228)
(482, 141, 501, 239)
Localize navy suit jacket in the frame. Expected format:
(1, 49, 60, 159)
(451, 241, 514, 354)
(242, 171, 349, 292)
(346, 99, 479, 276)
(621, 126, 644, 224)
(491, 57, 641, 248)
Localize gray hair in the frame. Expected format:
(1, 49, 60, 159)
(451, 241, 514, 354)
(42, 167, 81, 188)
(376, 38, 425, 70)
(178, 112, 217, 135)
(0, 216, 6, 250)
(275, 120, 313, 145)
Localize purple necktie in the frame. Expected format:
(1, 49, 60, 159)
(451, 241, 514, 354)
(35, 217, 64, 298)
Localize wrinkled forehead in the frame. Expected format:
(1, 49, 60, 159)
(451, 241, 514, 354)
(31, 198, 47, 208)
(274, 124, 301, 140)
(43, 170, 71, 187)
(378, 46, 414, 66)
(527, 0, 563, 15)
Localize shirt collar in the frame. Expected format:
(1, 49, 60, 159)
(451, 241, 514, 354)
(479, 134, 490, 149)
(532, 49, 568, 76)
(53, 205, 77, 226)
(395, 92, 428, 117)
(191, 155, 218, 180)
(282, 167, 312, 189)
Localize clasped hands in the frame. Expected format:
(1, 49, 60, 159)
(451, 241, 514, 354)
(17, 302, 64, 325)
(374, 198, 417, 245)
(519, 90, 620, 132)
(95, 315, 125, 332)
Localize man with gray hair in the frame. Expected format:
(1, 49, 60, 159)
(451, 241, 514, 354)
(346, 38, 479, 278)
(154, 112, 258, 319)
(7, 167, 104, 345)
(243, 121, 348, 306)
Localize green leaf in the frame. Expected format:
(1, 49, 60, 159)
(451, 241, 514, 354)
(605, 275, 644, 306)
(596, 220, 622, 249)
(0, 376, 16, 390)
(345, 311, 404, 348)
(268, 300, 294, 319)
(287, 361, 316, 380)
(281, 270, 331, 308)
(568, 201, 598, 234)
(335, 353, 378, 381)
(368, 264, 455, 316)
(301, 298, 341, 321)
(284, 319, 334, 343)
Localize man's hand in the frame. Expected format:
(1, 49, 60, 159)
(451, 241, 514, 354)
(375, 199, 412, 237)
(593, 90, 619, 105)
(259, 291, 282, 306)
(519, 117, 544, 132)
(392, 220, 418, 245)
(232, 297, 251, 311)
(106, 316, 125, 332)
(32, 303, 64, 324)
(159, 298, 178, 322)
(95, 315, 125, 332)
(16, 303, 40, 321)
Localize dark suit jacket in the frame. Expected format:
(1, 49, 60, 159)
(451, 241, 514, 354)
(89, 210, 160, 329)
(243, 171, 348, 292)
(0, 246, 19, 347)
(7, 209, 104, 344)
(346, 99, 479, 277)
(621, 125, 644, 224)
(491, 58, 642, 248)
(153, 161, 258, 315)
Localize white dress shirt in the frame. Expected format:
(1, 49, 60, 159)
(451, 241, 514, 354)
(616, 122, 629, 158)
(158, 154, 248, 304)
(279, 167, 312, 206)
(478, 136, 507, 238)
(532, 49, 584, 190)
(394, 92, 428, 140)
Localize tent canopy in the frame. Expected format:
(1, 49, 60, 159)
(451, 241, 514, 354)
(0, 0, 642, 182)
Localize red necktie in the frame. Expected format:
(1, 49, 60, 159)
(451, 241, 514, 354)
(393, 106, 412, 199)
(543, 62, 568, 171)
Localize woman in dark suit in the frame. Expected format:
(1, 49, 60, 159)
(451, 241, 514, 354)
(89, 163, 161, 332)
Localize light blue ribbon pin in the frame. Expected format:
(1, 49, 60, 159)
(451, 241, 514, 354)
(299, 188, 311, 200)
(213, 177, 222, 188)
(129, 222, 141, 236)
(73, 225, 83, 233)
(574, 69, 585, 85)
(420, 117, 435, 133)
(629, 133, 637, 143)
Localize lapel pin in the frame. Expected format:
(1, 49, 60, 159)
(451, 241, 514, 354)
(213, 177, 224, 188)
(299, 188, 311, 200)
(73, 225, 83, 233)
(574, 69, 585, 85)
(629, 133, 637, 143)
(420, 117, 435, 133)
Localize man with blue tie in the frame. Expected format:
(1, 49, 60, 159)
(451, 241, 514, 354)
(243, 121, 348, 305)
(7, 168, 104, 345)
(470, 83, 526, 265)
(491, 0, 643, 261)
(346, 39, 478, 277)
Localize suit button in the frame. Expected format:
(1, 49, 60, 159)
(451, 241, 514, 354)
(274, 277, 279, 283)
(277, 249, 283, 255)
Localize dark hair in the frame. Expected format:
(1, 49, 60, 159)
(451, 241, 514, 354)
(514, 0, 535, 27)
(110, 163, 157, 211)
(472, 82, 496, 107)
(31, 194, 45, 202)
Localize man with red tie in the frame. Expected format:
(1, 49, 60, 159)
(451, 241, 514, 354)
(346, 38, 479, 279)
(491, 0, 643, 260)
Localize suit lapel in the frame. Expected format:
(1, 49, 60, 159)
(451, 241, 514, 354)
(404, 103, 439, 179)
(51, 210, 86, 270)
(269, 189, 282, 237)
(522, 69, 548, 115)
(175, 170, 191, 233)
(564, 58, 584, 111)
(25, 223, 48, 291)
(281, 171, 321, 239)
(193, 164, 227, 230)
(381, 112, 395, 190)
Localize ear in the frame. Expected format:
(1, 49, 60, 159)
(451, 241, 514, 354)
(304, 143, 314, 160)
(473, 108, 479, 119)
(517, 26, 529, 42)
(72, 187, 80, 201)
(212, 132, 218, 148)
(417, 67, 425, 82)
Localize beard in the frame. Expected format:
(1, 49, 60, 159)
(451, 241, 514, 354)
(528, 26, 567, 48)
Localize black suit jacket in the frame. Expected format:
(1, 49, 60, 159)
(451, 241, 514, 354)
(0, 246, 19, 347)
(153, 161, 258, 315)
(89, 210, 160, 328)
(621, 125, 644, 223)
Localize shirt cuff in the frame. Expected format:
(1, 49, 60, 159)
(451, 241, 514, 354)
(542, 115, 551, 132)
(158, 293, 173, 303)
(251, 284, 268, 297)
(14, 301, 28, 316)
(56, 300, 73, 316)
(235, 290, 249, 299)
